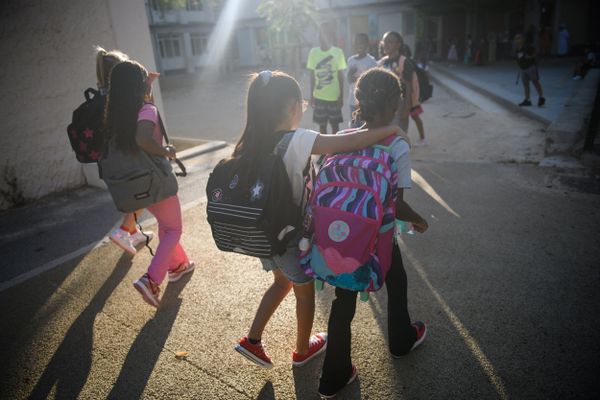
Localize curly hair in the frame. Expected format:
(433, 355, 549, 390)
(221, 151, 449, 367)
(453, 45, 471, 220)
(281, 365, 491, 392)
(354, 67, 402, 123)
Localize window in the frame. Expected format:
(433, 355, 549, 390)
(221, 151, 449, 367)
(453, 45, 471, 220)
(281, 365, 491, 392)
(187, 0, 203, 11)
(158, 34, 182, 58)
(191, 33, 208, 56)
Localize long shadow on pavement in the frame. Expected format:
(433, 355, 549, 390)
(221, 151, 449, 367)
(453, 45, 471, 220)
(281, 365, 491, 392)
(292, 362, 362, 400)
(256, 381, 275, 400)
(27, 253, 133, 400)
(107, 272, 193, 399)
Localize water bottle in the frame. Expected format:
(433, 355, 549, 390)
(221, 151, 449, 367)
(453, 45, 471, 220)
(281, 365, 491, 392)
(395, 219, 415, 242)
(298, 208, 313, 252)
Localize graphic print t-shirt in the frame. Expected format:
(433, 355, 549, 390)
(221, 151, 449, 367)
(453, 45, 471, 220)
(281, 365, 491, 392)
(307, 46, 348, 102)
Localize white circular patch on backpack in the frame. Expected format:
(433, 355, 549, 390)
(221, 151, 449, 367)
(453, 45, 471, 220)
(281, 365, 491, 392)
(328, 220, 350, 242)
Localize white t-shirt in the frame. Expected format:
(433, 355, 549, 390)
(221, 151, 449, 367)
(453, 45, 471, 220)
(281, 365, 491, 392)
(389, 137, 412, 189)
(347, 54, 378, 106)
(278, 128, 319, 206)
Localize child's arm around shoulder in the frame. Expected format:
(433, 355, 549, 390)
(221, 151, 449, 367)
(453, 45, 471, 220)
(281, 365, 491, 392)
(311, 125, 402, 155)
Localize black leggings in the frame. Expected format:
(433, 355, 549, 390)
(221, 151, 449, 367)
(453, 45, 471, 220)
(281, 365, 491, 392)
(319, 244, 416, 391)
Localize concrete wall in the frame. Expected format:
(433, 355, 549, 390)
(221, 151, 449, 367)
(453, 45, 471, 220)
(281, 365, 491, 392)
(0, 0, 161, 209)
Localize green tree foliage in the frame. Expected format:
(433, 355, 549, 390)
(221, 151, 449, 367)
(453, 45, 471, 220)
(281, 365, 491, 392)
(154, 0, 224, 11)
(154, 0, 186, 10)
(257, 0, 317, 42)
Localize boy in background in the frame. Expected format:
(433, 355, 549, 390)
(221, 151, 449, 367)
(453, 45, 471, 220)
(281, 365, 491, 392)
(307, 23, 347, 134)
(347, 33, 377, 125)
(515, 33, 545, 107)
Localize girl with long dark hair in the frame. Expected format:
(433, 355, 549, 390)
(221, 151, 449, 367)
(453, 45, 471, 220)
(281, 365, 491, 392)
(105, 60, 194, 308)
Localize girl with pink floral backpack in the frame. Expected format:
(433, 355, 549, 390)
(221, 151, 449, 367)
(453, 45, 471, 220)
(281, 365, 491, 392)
(317, 68, 429, 398)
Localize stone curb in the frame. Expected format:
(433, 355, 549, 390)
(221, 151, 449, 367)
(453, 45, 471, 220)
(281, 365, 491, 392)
(174, 139, 228, 161)
(429, 64, 551, 125)
(83, 140, 229, 189)
(430, 64, 600, 160)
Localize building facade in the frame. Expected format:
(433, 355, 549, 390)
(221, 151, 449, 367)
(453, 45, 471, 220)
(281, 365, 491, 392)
(413, 0, 598, 61)
(147, 0, 420, 74)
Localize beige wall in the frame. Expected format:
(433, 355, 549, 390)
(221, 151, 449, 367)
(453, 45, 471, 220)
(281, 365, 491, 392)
(0, 0, 162, 209)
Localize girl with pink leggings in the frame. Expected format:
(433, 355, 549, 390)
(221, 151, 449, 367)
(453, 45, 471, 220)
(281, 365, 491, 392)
(104, 60, 195, 308)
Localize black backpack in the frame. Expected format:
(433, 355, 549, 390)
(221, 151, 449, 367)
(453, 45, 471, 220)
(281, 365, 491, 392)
(67, 88, 106, 163)
(401, 58, 433, 103)
(206, 152, 301, 258)
(415, 64, 433, 103)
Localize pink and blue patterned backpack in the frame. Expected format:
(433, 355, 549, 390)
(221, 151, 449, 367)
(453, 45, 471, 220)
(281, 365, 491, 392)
(299, 135, 401, 292)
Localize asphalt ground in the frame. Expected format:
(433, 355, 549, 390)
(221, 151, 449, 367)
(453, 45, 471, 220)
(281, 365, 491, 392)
(1, 83, 599, 399)
(1, 160, 599, 399)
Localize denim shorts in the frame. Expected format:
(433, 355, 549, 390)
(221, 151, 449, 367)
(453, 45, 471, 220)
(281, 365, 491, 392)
(260, 235, 312, 285)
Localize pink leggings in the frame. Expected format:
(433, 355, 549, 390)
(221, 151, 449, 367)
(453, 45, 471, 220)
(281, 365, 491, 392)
(144, 195, 189, 284)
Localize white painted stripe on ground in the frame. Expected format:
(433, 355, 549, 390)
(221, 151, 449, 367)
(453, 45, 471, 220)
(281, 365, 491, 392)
(0, 240, 106, 293)
(399, 239, 509, 400)
(0, 196, 208, 293)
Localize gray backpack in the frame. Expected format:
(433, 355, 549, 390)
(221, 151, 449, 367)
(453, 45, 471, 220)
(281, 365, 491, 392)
(99, 114, 186, 213)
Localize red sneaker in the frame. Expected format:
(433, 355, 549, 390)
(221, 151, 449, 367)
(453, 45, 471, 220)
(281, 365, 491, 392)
(390, 321, 427, 358)
(292, 332, 328, 367)
(410, 321, 427, 351)
(234, 337, 273, 369)
(318, 365, 358, 398)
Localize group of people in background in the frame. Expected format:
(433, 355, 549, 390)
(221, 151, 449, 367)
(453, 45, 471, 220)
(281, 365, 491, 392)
(307, 23, 428, 146)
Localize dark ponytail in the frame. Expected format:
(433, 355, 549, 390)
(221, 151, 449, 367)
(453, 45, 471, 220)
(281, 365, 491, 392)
(354, 67, 402, 123)
(233, 70, 302, 176)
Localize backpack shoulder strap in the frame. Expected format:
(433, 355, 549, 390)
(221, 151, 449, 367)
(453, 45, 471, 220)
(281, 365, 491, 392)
(154, 108, 187, 177)
(84, 88, 100, 102)
(402, 57, 415, 81)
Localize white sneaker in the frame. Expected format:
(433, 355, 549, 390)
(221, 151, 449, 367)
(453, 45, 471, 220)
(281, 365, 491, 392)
(130, 230, 154, 247)
(168, 261, 196, 283)
(109, 228, 136, 256)
(133, 274, 161, 308)
(413, 139, 429, 147)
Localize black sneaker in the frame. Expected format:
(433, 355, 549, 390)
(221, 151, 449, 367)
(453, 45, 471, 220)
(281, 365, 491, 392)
(318, 365, 358, 399)
(518, 99, 532, 107)
(538, 97, 546, 106)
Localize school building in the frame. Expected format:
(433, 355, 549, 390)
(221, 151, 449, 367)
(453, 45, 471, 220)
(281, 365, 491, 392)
(412, 0, 599, 61)
(147, 0, 420, 74)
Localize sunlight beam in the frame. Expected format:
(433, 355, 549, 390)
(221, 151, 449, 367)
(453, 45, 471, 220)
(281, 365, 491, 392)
(411, 169, 461, 218)
(203, 0, 244, 71)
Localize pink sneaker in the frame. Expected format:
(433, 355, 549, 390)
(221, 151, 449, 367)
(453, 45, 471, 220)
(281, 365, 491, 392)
(133, 274, 161, 308)
(168, 261, 196, 283)
(235, 336, 273, 368)
(292, 332, 328, 367)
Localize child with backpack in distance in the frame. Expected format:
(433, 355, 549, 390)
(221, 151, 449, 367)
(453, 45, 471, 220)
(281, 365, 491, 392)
(347, 33, 377, 123)
(104, 60, 194, 308)
(231, 70, 401, 369)
(94, 47, 155, 255)
(379, 32, 428, 147)
(318, 68, 428, 398)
